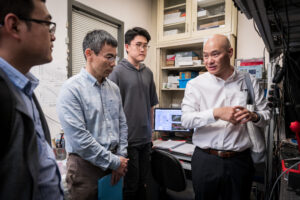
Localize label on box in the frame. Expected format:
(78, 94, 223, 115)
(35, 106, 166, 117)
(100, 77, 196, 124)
(166, 54, 176, 61)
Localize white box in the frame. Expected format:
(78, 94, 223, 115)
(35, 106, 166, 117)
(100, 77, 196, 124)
(164, 17, 186, 25)
(175, 57, 193, 66)
(168, 75, 179, 84)
(193, 60, 202, 66)
(197, 10, 208, 17)
(164, 29, 179, 36)
(164, 12, 181, 20)
(178, 61, 194, 66)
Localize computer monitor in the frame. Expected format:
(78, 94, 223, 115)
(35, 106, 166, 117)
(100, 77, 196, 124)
(154, 108, 191, 133)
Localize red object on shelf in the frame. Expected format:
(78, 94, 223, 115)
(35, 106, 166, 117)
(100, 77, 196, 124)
(281, 160, 300, 174)
(281, 121, 300, 174)
(240, 61, 264, 66)
(290, 121, 300, 152)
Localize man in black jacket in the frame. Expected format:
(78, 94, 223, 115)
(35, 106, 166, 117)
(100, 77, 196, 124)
(0, 0, 63, 199)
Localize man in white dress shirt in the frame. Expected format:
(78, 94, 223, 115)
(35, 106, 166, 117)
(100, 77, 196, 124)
(181, 34, 270, 200)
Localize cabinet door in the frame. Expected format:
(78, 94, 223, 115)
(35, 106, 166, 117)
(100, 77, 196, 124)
(191, 0, 237, 36)
(158, 0, 192, 42)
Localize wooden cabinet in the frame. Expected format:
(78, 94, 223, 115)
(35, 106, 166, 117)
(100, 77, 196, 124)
(157, 0, 237, 44)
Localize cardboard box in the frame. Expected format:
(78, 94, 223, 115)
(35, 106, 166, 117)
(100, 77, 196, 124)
(179, 71, 198, 79)
(166, 60, 175, 66)
(164, 9, 180, 15)
(198, 20, 225, 30)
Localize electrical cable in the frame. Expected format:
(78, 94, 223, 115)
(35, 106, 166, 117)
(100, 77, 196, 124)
(267, 160, 300, 200)
(253, 20, 261, 38)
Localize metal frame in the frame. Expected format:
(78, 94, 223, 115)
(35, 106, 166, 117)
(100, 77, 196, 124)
(67, 0, 124, 77)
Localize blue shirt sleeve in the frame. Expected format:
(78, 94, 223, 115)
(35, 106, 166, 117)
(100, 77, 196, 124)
(57, 85, 121, 171)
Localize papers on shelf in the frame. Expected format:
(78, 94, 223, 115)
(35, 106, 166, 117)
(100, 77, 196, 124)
(172, 143, 196, 156)
(153, 139, 185, 150)
(164, 17, 186, 25)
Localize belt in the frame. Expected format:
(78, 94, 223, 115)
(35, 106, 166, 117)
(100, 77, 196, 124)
(198, 147, 248, 158)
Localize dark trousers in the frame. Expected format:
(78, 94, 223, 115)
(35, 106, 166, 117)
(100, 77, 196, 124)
(192, 147, 255, 200)
(66, 154, 110, 200)
(123, 143, 152, 200)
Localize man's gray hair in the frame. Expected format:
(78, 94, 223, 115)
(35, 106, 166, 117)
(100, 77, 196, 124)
(82, 29, 117, 60)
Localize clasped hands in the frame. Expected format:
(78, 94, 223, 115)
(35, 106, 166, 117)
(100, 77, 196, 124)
(214, 106, 258, 125)
(111, 156, 129, 185)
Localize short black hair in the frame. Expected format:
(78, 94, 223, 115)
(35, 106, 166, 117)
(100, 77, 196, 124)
(82, 29, 118, 60)
(0, 0, 46, 25)
(125, 27, 151, 44)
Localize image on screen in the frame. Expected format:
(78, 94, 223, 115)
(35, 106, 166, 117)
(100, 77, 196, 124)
(154, 108, 191, 132)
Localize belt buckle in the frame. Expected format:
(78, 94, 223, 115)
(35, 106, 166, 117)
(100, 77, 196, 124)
(218, 151, 222, 157)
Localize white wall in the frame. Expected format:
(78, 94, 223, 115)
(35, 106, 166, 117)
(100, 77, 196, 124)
(236, 12, 269, 64)
(32, 0, 155, 137)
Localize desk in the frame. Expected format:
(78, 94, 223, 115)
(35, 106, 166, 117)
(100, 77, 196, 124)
(152, 139, 194, 171)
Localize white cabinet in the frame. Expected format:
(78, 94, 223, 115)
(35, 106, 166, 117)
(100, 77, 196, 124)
(157, 0, 237, 44)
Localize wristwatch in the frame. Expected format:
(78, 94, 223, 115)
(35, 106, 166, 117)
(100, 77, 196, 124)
(252, 112, 260, 123)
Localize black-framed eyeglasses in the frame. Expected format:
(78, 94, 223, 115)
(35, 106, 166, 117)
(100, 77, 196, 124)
(131, 43, 150, 50)
(19, 17, 56, 35)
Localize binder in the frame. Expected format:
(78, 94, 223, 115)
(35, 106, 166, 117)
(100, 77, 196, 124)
(98, 173, 123, 200)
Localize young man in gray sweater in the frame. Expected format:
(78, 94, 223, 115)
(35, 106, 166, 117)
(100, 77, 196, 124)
(109, 27, 158, 200)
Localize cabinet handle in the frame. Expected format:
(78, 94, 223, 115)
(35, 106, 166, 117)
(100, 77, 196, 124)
(186, 23, 189, 32)
(193, 22, 195, 32)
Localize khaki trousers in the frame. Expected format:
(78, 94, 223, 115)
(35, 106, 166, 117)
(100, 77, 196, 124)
(66, 154, 111, 200)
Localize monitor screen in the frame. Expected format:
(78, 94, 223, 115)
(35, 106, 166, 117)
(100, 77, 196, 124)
(154, 108, 191, 133)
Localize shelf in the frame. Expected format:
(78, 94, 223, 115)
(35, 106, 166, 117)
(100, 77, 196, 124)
(197, 0, 224, 8)
(197, 13, 225, 21)
(162, 65, 205, 70)
(161, 88, 185, 91)
(164, 3, 186, 11)
(164, 21, 186, 28)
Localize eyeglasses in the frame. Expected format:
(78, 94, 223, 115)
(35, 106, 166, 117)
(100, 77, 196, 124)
(18, 17, 56, 35)
(104, 55, 119, 63)
(131, 43, 150, 50)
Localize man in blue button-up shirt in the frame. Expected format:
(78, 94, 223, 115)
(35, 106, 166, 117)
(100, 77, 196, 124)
(57, 29, 129, 200)
(0, 0, 64, 199)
